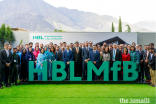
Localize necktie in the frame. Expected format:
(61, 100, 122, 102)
(140, 51, 141, 55)
(86, 47, 88, 52)
(76, 47, 78, 54)
(151, 54, 153, 60)
(113, 49, 115, 60)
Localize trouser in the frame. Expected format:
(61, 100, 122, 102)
(150, 68, 156, 85)
(75, 62, 82, 77)
(82, 62, 87, 80)
(9, 64, 18, 85)
(20, 72, 28, 80)
(139, 63, 144, 81)
(38, 73, 42, 80)
(0, 66, 10, 87)
(144, 64, 151, 80)
(65, 65, 69, 80)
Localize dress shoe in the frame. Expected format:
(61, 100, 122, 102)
(15, 83, 19, 86)
(149, 84, 153, 86)
(0, 87, 3, 89)
(152, 85, 156, 87)
(6, 85, 11, 87)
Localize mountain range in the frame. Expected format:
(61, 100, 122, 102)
(0, 0, 155, 32)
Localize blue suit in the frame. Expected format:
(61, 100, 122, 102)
(63, 50, 73, 64)
(89, 50, 100, 80)
(82, 47, 92, 79)
(63, 50, 73, 80)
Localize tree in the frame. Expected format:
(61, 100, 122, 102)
(0, 23, 6, 48)
(111, 22, 115, 32)
(4, 25, 15, 44)
(0, 23, 15, 50)
(125, 24, 131, 32)
(54, 29, 66, 32)
(118, 16, 122, 32)
(19, 39, 23, 46)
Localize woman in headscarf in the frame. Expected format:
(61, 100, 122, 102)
(25, 47, 35, 81)
(20, 48, 27, 83)
(33, 45, 40, 80)
(48, 46, 58, 80)
(130, 46, 140, 82)
(36, 48, 46, 80)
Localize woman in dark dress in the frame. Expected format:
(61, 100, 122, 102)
(20, 48, 27, 82)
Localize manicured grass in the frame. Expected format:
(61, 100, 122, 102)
(0, 84, 155, 104)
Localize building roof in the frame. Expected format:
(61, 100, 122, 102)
(11, 27, 29, 31)
(96, 36, 128, 46)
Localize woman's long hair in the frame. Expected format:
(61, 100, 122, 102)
(50, 46, 56, 55)
(123, 47, 128, 55)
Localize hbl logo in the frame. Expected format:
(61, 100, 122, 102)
(33, 36, 44, 40)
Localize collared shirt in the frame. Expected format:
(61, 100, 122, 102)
(67, 50, 69, 53)
(5, 49, 9, 57)
(151, 53, 153, 60)
(112, 48, 116, 61)
(93, 50, 96, 53)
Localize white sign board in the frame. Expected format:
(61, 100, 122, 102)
(29, 32, 137, 48)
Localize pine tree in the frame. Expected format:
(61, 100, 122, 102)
(111, 22, 115, 32)
(0, 23, 6, 48)
(118, 16, 122, 32)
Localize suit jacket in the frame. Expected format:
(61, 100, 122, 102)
(82, 47, 92, 61)
(0, 49, 13, 68)
(110, 48, 122, 62)
(73, 47, 82, 63)
(148, 53, 155, 70)
(137, 50, 144, 61)
(143, 50, 150, 65)
(89, 50, 100, 66)
(57, 51, 63, 61)
(63, 50, 73, 64)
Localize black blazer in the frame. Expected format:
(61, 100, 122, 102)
(72, 47, 82, 63)
(148, 53, 155, 70)
(0, 49, 13, 68)
(137, 50, 144, 61)
(57, 51, 63, 61)
(110, 48, 122, 62)
(143, 50, 150, 65)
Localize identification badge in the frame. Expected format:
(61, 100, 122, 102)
(14, 60, 16, 62)
(29, 58, 32, 60)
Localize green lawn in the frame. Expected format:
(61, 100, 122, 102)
(0, 84, 155, 104)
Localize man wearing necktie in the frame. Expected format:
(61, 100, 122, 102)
(89, 45, 100, 80)
(0, 43, 13, 89)
(148, 47, 156, 87)
(63, 45, 73, 80)
(73, 41, 82, 77)
(137, 45, 144, 82)
(143, 45, 151, 82)
(82, 41, 93, 80)
(110, 43, 122, 80)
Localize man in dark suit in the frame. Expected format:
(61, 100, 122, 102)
(89, 45, 100, 80)
(56, 46, 64, 77)
(73, 41, 82, 77)
(148, 48, 156, 87)
(137, 45, 144, 82)
(149, 43, 156, 53)
(143, 45, 150, 82)
(110, 43, 122, 80)
(0, 43, 13, 89)
(63, 45, 73, 80)
(82, 41, 92, 80)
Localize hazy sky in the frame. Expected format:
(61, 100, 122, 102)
(43, 0, 156, 24)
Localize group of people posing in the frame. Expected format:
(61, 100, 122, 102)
(0, 41, 156, 89)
